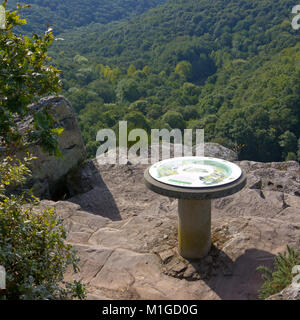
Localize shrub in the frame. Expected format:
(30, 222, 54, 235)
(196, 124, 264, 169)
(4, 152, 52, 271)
(0, 156, 85, 300)
(257, 245, 300, 299)
(0, 3, 61, 156)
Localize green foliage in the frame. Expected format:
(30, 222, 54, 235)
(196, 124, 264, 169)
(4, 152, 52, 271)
(125, 111, 150, 131)
(129, 100, 149, 115)
(127, 64, 137, 76)
(0, 156, 85, 300)
(0, 4, 62, 155)
(285, 152, 297, 161)
(162, 110, 185, 130)
(116, 78, 140, 103)
(73, 54, 89, 65)
(52, 0, 298, 72)
(31, 0, 300, 161)
(6, 0, 167, 35)
(279, 131, 298, 159)
(175, 61, 192, 81)
(98, 64, 122, 84)
(257, 245, 300, 300)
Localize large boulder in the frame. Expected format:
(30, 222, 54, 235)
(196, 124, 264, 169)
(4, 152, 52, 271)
(17, 96, 86, 199)
(202, 142, 238, 161)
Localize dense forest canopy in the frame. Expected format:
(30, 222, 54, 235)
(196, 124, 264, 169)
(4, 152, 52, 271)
(6, 0, 300, 162)
(6, 0, 167, 34)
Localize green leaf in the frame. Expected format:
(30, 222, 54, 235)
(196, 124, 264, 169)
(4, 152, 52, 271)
(51, 128, 64, 135)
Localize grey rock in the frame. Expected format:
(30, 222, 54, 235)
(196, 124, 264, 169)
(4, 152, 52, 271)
(202, 142, 237, 161)
(238, 160, 300, 196)
(16, 96, 86, 199)
(38, 155, 300, 300)
(267, 284, 300, 300)
(158, 250, 175, 264)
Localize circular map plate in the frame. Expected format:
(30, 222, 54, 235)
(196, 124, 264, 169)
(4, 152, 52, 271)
(149, 156, 242, 188)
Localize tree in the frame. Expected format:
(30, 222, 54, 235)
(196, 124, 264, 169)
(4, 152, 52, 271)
(162, 111, 185, 130)
(127, 64, 136, 76)
(124, 111, 150, 131)
(116, 78, 140, 103)
(87, 79, 116, 103)
(129, 100, 149, 115)
(0, 3, 62, 156)
(182, 105, 199, 121)
(73, 54, 89, 65)
(279, 131, 297, 159)
(285, 152, 297, 161)
(175, 61, 192, 81)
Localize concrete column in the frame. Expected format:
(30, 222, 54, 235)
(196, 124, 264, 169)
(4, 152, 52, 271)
(178, 199, 211, 259)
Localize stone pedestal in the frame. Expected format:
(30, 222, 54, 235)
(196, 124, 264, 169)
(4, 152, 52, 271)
(144, 160, 247, 260)
(178, 199, 211, 259)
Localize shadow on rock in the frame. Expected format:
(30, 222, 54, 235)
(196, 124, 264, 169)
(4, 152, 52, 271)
(160, 245, 276, 300)
(66, 161, 121, 221)
(203, 247, 276, 300)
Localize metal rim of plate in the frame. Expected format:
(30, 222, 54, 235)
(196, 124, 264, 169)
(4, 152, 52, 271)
(144, 157, 247, 200)
(148, 156, 242, 188)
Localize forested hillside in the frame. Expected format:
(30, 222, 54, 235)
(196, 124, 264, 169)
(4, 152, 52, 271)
(45, 0, 300, 162)
(7, 0, 300, 162)
(6, 0, 167, 34)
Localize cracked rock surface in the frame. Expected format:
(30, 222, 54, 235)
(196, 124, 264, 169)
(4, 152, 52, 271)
(40, 158, 300, 300)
